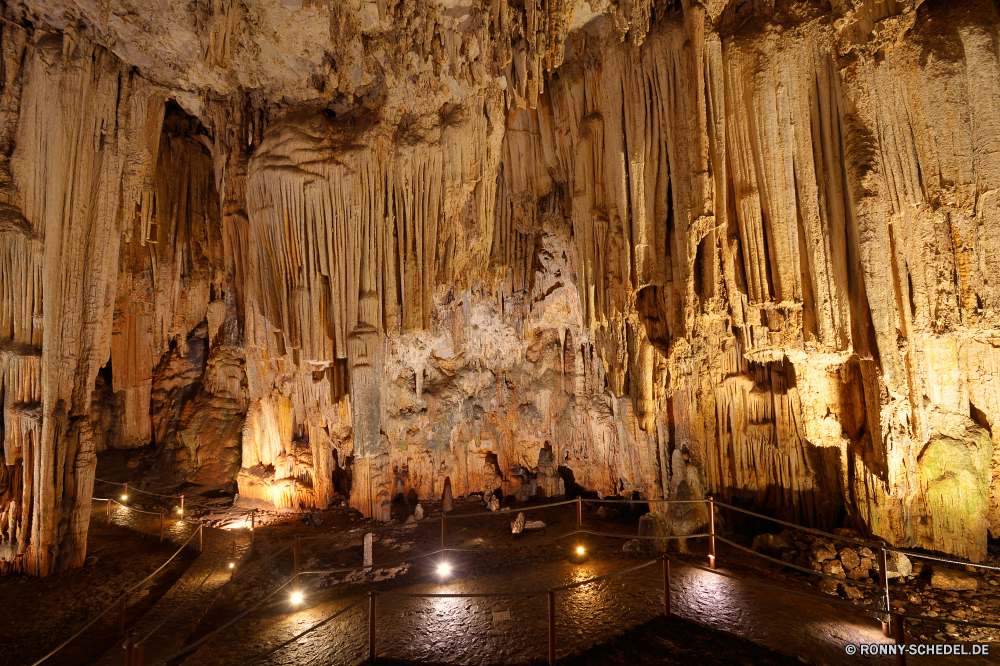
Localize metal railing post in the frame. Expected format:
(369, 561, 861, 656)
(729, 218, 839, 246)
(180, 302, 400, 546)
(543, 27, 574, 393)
(107, 498, 112, 525)
(547, 590, 556, 666)
(894, 614, 906, 665)
(250, 509, 255, 543)
(231, 540, 237, 580)
(198, 523, 203, 553)
(179, 495, 184, 516)
(136, 642, 144, 666)
(123, 482, 127, 502)
(708, 496, 716, 570)
(124, 633, 134, 666)
(877, 548, 891, 637)
(118, 591, 126, 638)
(441, 513, 447, 550)
(294, 535, 301, 591)
(159, 511, 164, 543)
(369, 591, 377, 664)
(663, 556, 671, 617)
(576, 497, 582, 530)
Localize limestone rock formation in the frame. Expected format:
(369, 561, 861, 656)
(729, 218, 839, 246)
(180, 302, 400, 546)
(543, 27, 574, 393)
(1, 0, 1000, 573)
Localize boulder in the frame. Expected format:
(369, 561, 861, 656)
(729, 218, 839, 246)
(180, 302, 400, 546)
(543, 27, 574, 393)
(886, 551, 912, 579)
(511, 512, 526, 535)
(622, 539, 641, 552)
(839, 548, 861, 571)
(931, 567, 979, 591)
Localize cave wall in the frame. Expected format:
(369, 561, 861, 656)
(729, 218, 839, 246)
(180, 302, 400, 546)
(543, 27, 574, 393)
(2, 0, 1000, 573)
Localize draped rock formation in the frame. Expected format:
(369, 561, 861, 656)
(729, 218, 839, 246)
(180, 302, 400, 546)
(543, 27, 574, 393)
(2, 0, 999, 572)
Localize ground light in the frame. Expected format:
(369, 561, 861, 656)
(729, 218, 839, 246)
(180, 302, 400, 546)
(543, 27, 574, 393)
(290, 591, 303, 605)
(576, 546, 585, 555)
(229, 562, 235, 568)
(121, 495, 128, 501)
(437, 561, 452, 578)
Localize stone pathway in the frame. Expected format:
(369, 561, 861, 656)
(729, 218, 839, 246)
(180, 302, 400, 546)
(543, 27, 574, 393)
(85, 500, 997, 666)
(89, 500, 249, 666)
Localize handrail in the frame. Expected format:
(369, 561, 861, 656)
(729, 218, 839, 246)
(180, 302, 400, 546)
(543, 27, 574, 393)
(28, 521, 201, 666)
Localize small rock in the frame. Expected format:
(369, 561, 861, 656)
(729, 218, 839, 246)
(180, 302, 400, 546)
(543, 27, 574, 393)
(414, 504, 425, 521)
(822, 560, 846, 577)
(818, 578, 839, 595)
(487, 496, 500, 512)
(811, 539, 837, 562)
(846, 567, 867, 581)
(839, 548, 861, 571)
(858, 547, 874, 559)
(931, 567, 979, 591)
(511, 512, 526, 535)
(622, 539, 641, 552)
(596, 506, 607, 519)
(842, 583, 864, 600)
(405, 515, 416, 524)
(859, 557, 873, 572)
(912, 560, 925, 576)
(85, 555, 100, 566)
(753, 531, 795, 555)
(524, 520, 546, 531)
(908, 594, 922, 605)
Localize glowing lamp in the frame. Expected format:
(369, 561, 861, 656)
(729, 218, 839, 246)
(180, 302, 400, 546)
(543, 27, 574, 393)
(576, 546, 585, 555)
(229, 562, 235, 568)
(437, 562, 452, 577)
(121, 495, 128, 501)
(291, 591, 303, 605)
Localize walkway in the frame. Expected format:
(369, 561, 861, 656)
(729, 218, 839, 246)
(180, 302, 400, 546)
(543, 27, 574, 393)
(88, 499, 248, 666)
(83, 499, 997, 666)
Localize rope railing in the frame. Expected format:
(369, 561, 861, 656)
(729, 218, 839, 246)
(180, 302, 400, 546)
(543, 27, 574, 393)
(28, 521, 202, 666)
(712, 499, 1000, 573)
(60, 490, 997, 666)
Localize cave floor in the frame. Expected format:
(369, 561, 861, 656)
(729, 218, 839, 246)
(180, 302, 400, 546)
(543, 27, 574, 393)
(4, 497, 999, 666)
